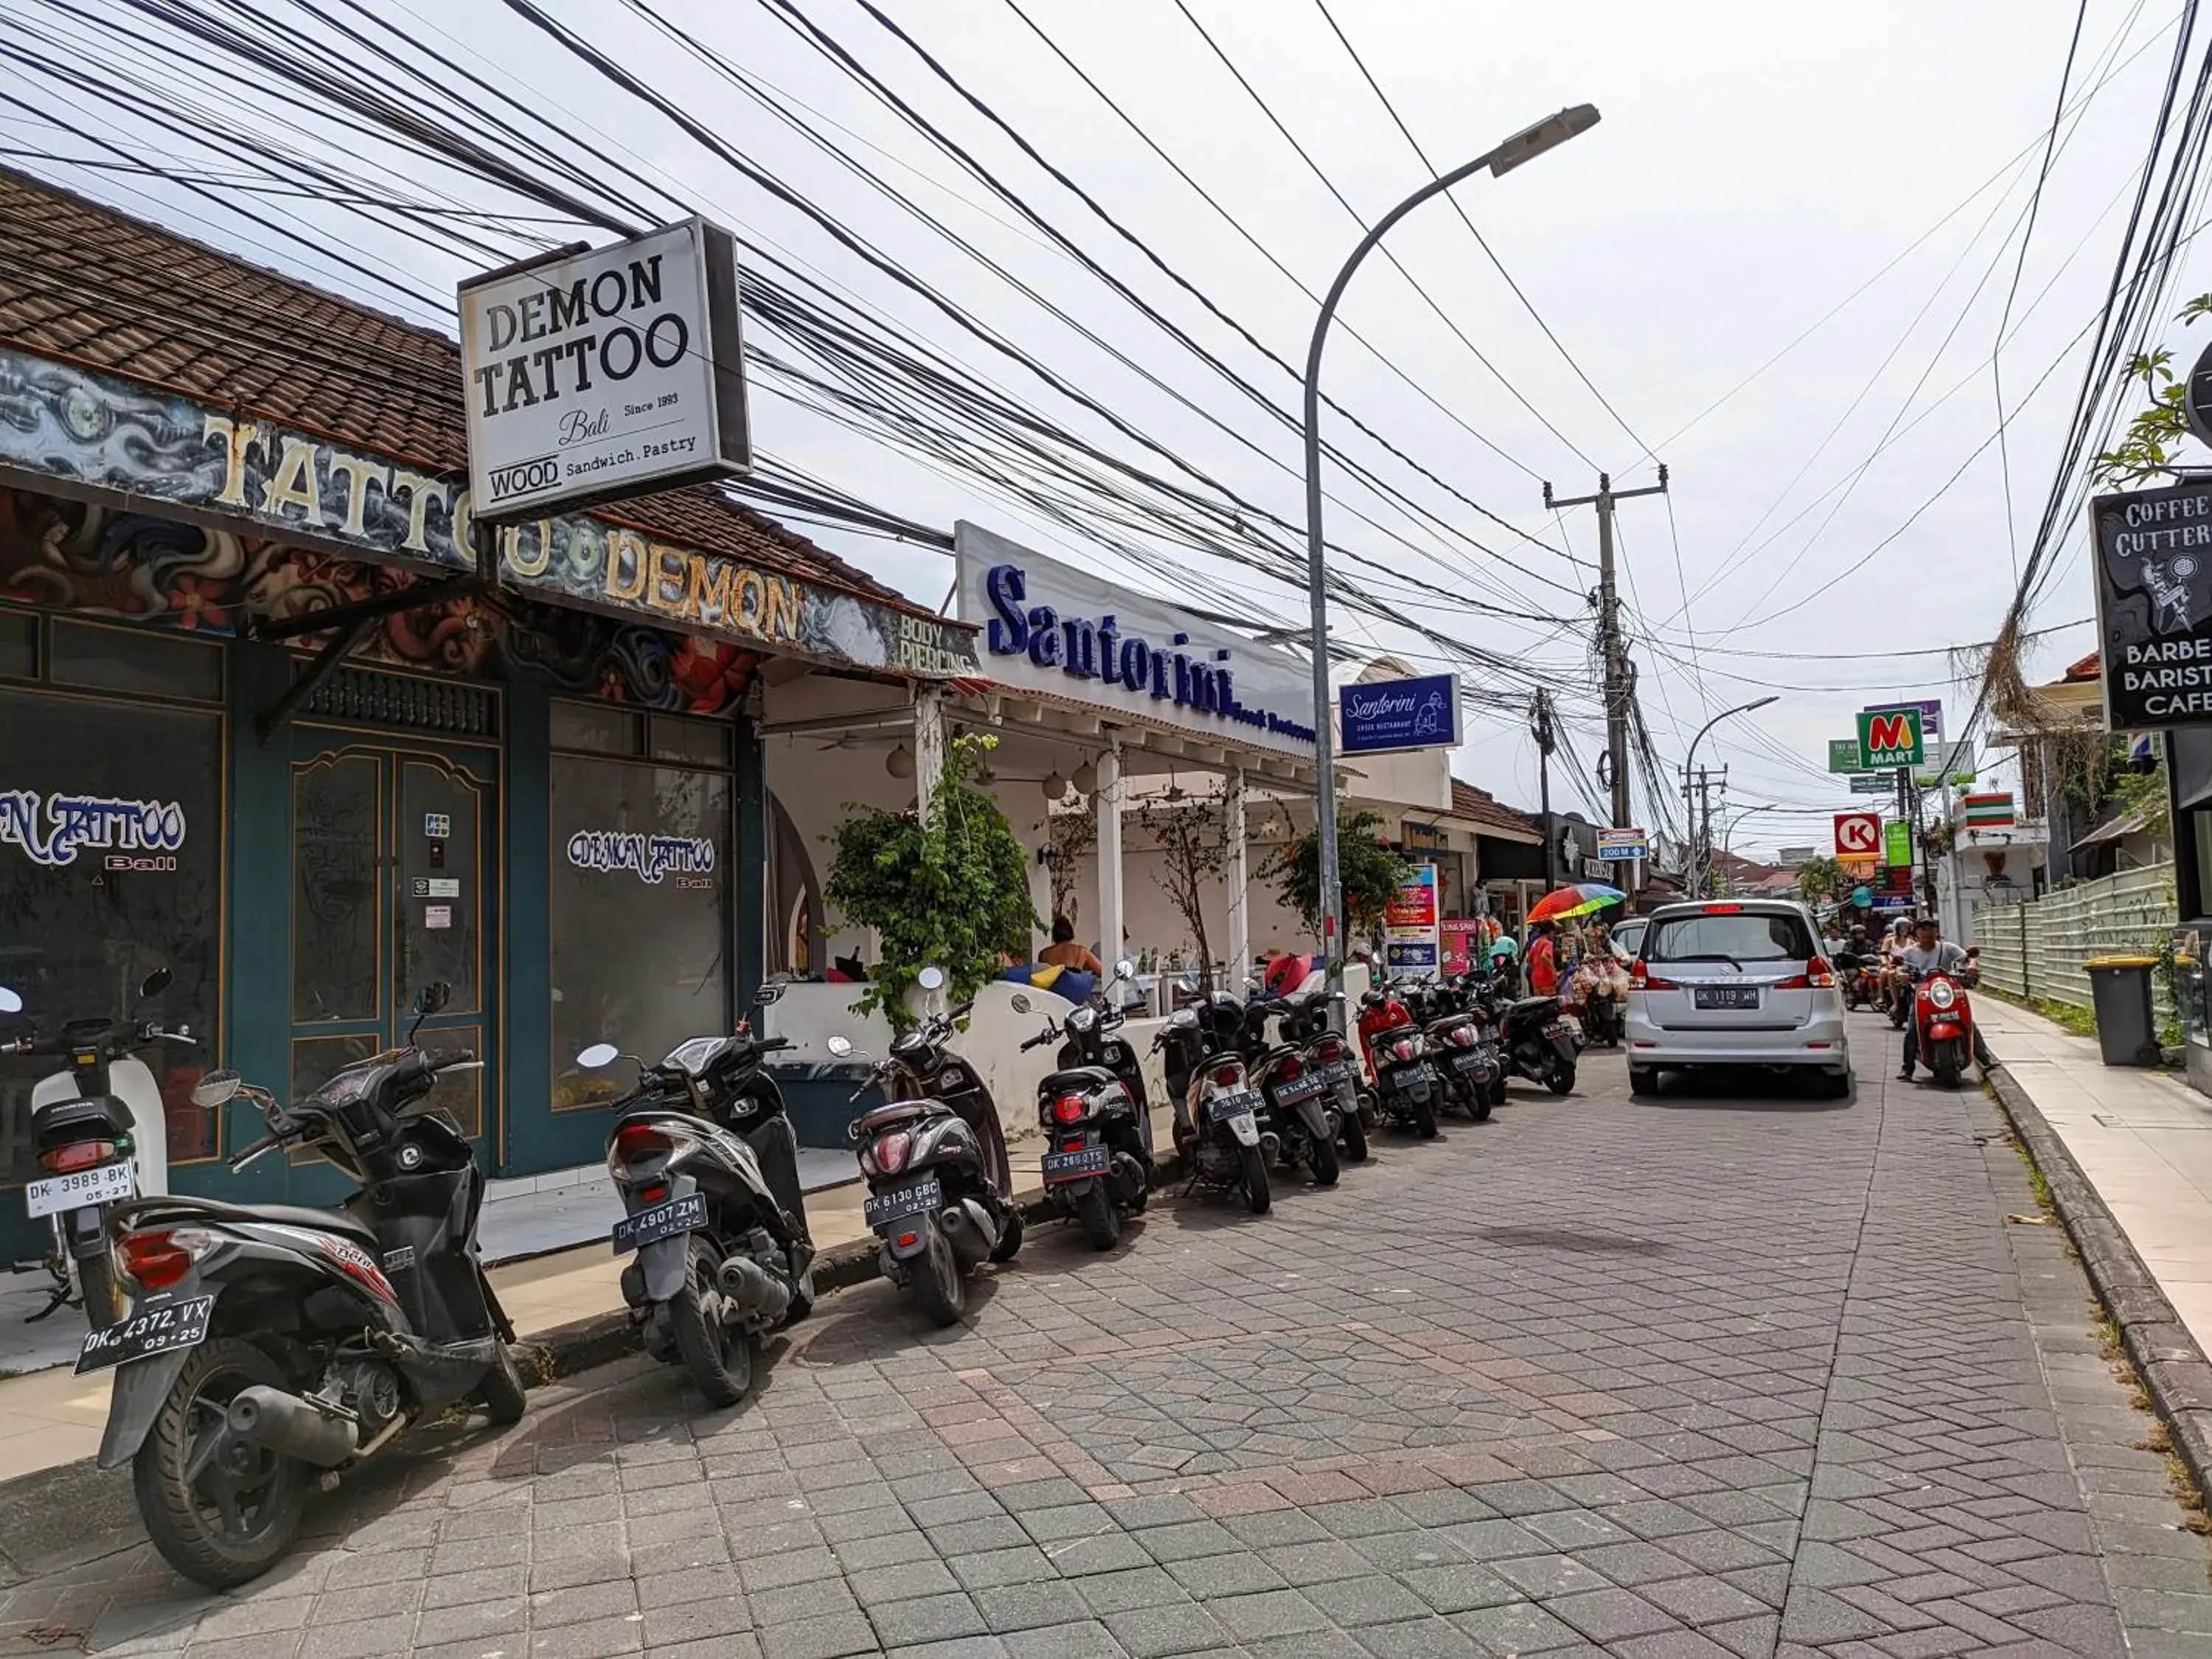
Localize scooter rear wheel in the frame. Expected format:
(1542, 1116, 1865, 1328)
(1338, 1107, 1369, 1164)
(1413, 1098, 1439, 1138)
(1074, 1182, 1121, 1250)
(134, 1338, 308, 1590)
(1307, 1129, 1340, 1186)
(1239, 1144, 1272, 1214)
(670, 1242, 755, 1409)
(478, 1341, 529, 1425)
(914, 1227, 967, 1326)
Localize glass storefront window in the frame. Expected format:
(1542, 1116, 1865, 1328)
(549, 739, 731, 1112)
(0, 686, 223, 1174)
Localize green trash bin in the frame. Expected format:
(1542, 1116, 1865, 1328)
(2084, 956, 2162, 1068)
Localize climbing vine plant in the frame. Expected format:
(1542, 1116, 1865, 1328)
(824, 734, 1038, 1031)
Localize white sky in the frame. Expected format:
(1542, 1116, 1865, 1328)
(6, 0, 2198, 858)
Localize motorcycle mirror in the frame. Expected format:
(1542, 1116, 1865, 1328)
(576, 1043, 621, 1069)
(191, 1068, 242, 1109)
(414, 981, 453, 1017)
(0, 986, 20, 1015)
(138, 967, 173, 1002)
(1114, 958, 1135, 980)
(755, 983, 786, 1006)
(825, 1034, 855, 1057)
(916, 965, 947, 992)
(1009, 993, 1031, 1014)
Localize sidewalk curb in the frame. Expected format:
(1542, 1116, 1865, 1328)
(0, 1164, 1177, 1582)
(1986, 1065, 2212, 1507)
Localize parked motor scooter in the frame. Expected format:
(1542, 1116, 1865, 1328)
(1473, 979, 1580, 1095)
(1, 971, 192, 1326)
(1155, 992, 1270, 1213)
(1357, 983, 1441, 1138)
(578, 984, 815, 1408)
(1911, 967, 1980, 1089)
(1408, 976, 1497, 1122)
(1237, 991, 1341, 1187)
(830, 967, 1022, 1326)
(1269, 989, 1369, 1162)
(89, 982, 525, 1589)
(1013, 979, 1152, 1248)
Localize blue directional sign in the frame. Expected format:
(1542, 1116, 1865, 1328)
(1339, 674, 1461, 755)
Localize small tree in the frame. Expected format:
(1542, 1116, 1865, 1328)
(1134, 793, 1228, 987)
(1797, 854, 1849, 907)
(824, 734, 1038, 1030)
(2095, 294, 2212, 481)
(1040, 804, 1096, 932)
(1257, 805, 1413, 954)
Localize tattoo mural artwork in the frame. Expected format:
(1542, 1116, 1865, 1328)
(0, 488, 760, 712)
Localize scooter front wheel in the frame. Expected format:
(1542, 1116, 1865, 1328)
(133, 1338, 309, 1590)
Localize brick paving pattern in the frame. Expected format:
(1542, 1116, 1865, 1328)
(2, 1012, 2207, 1656)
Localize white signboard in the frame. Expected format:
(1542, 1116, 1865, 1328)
(1596, 828, 1646, 861)
(954, 522, 1316, 759)
(459, 219, 751, 521)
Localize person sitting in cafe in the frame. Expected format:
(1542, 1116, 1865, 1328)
(1039, 915, 1104, 977)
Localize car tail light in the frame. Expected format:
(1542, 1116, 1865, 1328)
(121, 1228, 206, 1290)
(1051, 1095, 1085, 1124)
(613, 1124, 672, 1162)
(1703, 903, 1742, 914)
(1806, 956, 1834, 988)
(1211, 1065, 1242, 1088)
(872, 1130, 911, 1175)
(39, 1140, 118, 1175)
(1630, 960, 1678, 992)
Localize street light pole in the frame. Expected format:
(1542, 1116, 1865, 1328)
(1680, 695, 1778, 898)
(1304, 105, 1601, 978)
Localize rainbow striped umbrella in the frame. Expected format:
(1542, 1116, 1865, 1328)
(1527, 883, 1627, 923)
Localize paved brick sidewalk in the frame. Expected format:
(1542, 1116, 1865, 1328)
(3, 1013, 2205, 1657)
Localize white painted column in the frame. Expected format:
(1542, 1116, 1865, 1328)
(1224, 765, 1249, 988)
(913, 685, 947, 809)
(1096, 741, 1125, 978)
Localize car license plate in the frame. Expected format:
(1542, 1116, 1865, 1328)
(1390, 1062, 1436, 1089)
(1204, 1090, 1262, 1124)
(610, 1193, 706, 1254)
(1694, 986, 1761, 1010)
(77, 1293, 215, 1374)
(865, 1174, 943, 1230)
(1042, 1144, 1111, 1183)
(25, 1158, 135, 1220)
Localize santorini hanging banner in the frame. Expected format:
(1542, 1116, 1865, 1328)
(459, 219, 751, 521)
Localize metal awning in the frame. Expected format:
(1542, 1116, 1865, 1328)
(2070, 808, 2151, 853)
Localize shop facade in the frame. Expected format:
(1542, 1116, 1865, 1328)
(0, 175, 976, 1253)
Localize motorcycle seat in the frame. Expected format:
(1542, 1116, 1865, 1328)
(114, 1194, 380, 1251)
(1040, 1066, 1119, 1096)
(1509, 997, 1561, 1018)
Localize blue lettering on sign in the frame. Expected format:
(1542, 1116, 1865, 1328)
(565, 830, 717, 885)
(0, 790, 187, 868)
(980, 563, 1315, 745)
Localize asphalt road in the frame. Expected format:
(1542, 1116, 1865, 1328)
(5, 1010, 2209, 1658)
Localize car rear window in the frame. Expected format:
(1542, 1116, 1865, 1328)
(1646, 910, 1815, 964)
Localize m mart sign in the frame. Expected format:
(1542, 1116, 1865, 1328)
(1856, 706, 1924, 770)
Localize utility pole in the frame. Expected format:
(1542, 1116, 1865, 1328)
(1544, 467, 1669, 880)
(1683, 764, 1724, 897)
(1531, 689, 1560, 890)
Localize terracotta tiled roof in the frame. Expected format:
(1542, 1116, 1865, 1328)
(2062, 650, 2101, 683)
(1447, 781, 1543, 840)
(0, 165, 932, 616)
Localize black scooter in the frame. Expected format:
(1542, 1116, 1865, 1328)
(2, 970, 196, 1326)
(830, 966, 1022, 1326)
(91, 983, 524, 1589)
(1014, 976, 1151, 1248)
(1157, 992, 1270, 1213)
(1481, 980, 1580, 1095)
(1238, 993, 1341, 1186)
(581, 984, 815, 1409)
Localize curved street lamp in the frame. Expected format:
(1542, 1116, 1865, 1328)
(1681, 695, 1779, 898)
(1304, 104, 1602, 975)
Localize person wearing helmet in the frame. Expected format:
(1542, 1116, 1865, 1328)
(1896, 914, 1997, 1082)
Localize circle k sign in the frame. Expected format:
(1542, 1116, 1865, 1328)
(1834, 812, 1881, 858)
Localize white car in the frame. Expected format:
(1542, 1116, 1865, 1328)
(1623, 899, 1851, 1097)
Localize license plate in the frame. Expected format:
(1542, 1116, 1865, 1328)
(1317, 1061, 1352, 1086)
(1693, 986, 1761, 1011)
(1043, 1144, 1111, 1183)
(611, 1193, 706, 1254)
(1449, 1050, 1492, 1074)
(26, 1159, 135, 1220)
(865, 1175, 943, 1230)
(1204, 1090, 1262, 1124)
(1389, 1062, 1436, 1088)
(1543, 1022, 1571, 1040)
(77, 1293, 215, 1374)
(1273, 1077, 1328, 1105)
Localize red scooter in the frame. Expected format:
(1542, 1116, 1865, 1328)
(1912, 967, 1978, 1088)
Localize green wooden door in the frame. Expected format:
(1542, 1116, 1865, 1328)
(286, 732, 500, 1194)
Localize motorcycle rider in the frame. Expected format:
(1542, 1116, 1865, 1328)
(1895, 914, 1998, 1082)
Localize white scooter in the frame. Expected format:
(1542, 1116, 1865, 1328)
(1, 973, 182, 1325)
